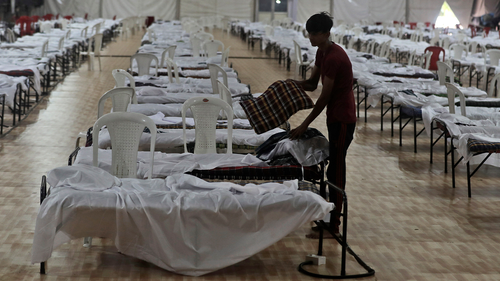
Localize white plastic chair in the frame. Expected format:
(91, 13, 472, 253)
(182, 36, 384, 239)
(437, 61, 454, 86)
(194, 31, 214, 42)
(79, 33, 103, 71)
(208, 63, 228, 96)
(485, 49, 500, 66)
(407, 50, 416, 66)
(80, 26, 88, 38)
(85, 111, 157, 247)
(468, 41, 480, 54)
(93, 111, 156, 179)
(112, 69, 137, 103)
(182, 96, 233, 154)
(347, 36, 357, 49)
(190, 36, 203, 57)
(449, 44, 468, 60)
(130, 53, 158, 76)
(160, 45, 177, 67)
(351, 26, 363, 37)
(378, 40, 391, 58)
(163, 57, 180, 84)
(221, 46, 230, 67)
(440, 37, 451, 50)
(293, 40, 311, 79)
(57, 36, 65, 51)
(91, 23, 101, 35)
(445, 83, 466, 116)
(488, 73, 500, 97)
(203, 39, 224, 58)
(217, 80, 233, 113)
(40, 22, 52, 33)
(146, 28, 157, 41)
(420, 51, 433, 70)
(41, 41, 48, 58)
(97, 87, 135, 118)
(5, 28, 16, 43)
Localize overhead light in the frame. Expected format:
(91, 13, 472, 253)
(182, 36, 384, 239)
(276, 0, 281, 4)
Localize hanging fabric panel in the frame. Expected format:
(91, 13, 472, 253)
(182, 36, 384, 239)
(447, 0, 474, 27)
(296, 0, 329, 24)
(408, 0, 444, 24)
(216, 0, 253, 20)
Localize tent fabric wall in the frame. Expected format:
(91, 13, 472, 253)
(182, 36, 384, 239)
(215, 0, 253, 20)
(180, 0, 217, 18)
(102, 0, 176, 20)
(447, 0, 474, 27)
(296, 0, 329, 24)
(333, 0, 405, 24)
(43, 0, 100, 19)
(408, 0, 444, 24)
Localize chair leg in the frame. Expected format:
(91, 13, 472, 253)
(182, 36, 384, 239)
(98, 56, 101, 71)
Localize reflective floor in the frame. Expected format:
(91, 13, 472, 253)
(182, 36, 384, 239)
(1, 28, 500, 280)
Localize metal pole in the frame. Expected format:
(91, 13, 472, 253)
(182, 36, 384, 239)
(405, 0, 409, 24)
(176, 0, 181, 20)
(271, 0, 275, 21)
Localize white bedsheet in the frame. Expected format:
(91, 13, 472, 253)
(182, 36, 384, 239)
(97, 127, 285, 151)
(74, 148, 268, 178)
(129, 102, 248, 119)
(32, 169, 333, 276)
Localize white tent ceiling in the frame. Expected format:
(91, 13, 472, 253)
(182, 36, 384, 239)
(38, 0, 475, 27)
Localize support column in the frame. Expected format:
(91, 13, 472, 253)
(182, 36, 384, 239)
(176, 0, 181, 20)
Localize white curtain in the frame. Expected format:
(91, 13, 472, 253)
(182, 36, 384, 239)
(43, 0, 101, 19)
(215, 0, 254, 20)
(180, 0, 217, 18)
(296, 0, 330, 24)
(102, 0, 176, 20)
(447, 0, 474, 27)
(333, 0, 405, 24)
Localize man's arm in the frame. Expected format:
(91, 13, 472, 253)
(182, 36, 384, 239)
(289, 74, 334, 139)
(289, 65, 320, 91)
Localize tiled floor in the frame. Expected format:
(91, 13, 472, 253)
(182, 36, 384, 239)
(1, 28, 500, 280)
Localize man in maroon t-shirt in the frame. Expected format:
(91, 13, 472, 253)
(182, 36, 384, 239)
(289, 12, 356, 235)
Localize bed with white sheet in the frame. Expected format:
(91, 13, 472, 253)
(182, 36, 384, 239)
(32, 166, 333, 276)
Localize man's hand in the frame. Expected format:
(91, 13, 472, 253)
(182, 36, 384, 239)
(289, 123, 308, 140)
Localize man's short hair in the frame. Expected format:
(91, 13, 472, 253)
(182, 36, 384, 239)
(306, 12, 333, 34)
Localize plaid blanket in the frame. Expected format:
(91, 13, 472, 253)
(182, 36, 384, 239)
(468, 138, 500, 153)
(240, 80, 314, 134)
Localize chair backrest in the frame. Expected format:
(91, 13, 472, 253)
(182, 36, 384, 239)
(97, 87, 135, 118)
(163, 57, 180, 84)
(408, 50, 416, 66)
(57, 36, 65, 50)
(93, 112, 156, 179)
(146, 28, 156, 41)
(90, 33, 103, 55)
(486, 49, 500, 66)
(352, 26, 363, 37)
(190, 36, 203, 57)
(40, 22, 52, 33)
(439, 37, 451, 49)
(437, 61, 454, 86)
(81, 26, 88, 38)
(130, 53, 158, 76)
(112, 69, 137, 103)
(264, 25, 274, 37)
(217, 80, 233, 112)
(468, 41, 480, 54)
(488, 73, 500, 97)
(6, 28, 15, 43)
(293, 40, 303, 64)
(449, 44, 467, 60)
(203, 39, 224, 58)
(424, 46, 445, 71)
(221, 46, 230, 67)
(41, 40, 48, 57)
(91, 23, 101, 34)
(420, 51, 433, 70)
(347, 36, 357, 49)
(445, 83, 466, 116)
(379, 40, 391, 58)
(160, 45, 177, 67)
(182, 96, 233, 154)
(455, 33, 466, 43)
(208, 63, 228, 96)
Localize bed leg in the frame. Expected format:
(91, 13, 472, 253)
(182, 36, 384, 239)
(467, 162, 471, 198)
(413, 115, 417, 153)
(399, 107, 402, 146)
(444, 135, 448, 173)
(380, 99, 383, 131)
(451, 139, 455, 188)
(40, 262, 46, 274)
(430, 122, 433, 163)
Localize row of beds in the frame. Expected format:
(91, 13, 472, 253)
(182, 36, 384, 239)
(340, 37, 500, 197)
(0, 18, 121, 135)
(32, 20, 375, 278)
